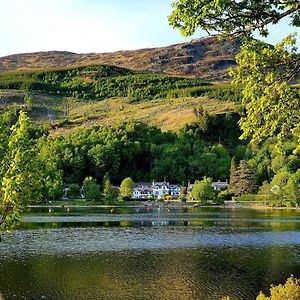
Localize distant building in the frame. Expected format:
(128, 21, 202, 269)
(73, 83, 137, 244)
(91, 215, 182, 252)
(211, 180, 229, 191)
(132, 181, 180, 200)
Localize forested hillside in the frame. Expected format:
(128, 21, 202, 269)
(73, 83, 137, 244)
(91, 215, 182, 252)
(0, 34, 298, 212)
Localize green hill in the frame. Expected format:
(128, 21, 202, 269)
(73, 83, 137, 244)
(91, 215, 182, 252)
(0, 64, 241, 134)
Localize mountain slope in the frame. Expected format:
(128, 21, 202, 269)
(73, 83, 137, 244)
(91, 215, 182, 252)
(0, 37, 240, 80)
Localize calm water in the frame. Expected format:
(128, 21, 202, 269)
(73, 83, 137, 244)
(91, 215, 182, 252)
(1, 206, 300, 299)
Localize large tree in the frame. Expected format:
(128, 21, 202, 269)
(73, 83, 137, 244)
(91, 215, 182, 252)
(169, 0, 300, 37)
(0, 111, 43, 230)
(232, 160, 256, 195)
(231, 35, 300, 152)
(169, 0, 300, 153)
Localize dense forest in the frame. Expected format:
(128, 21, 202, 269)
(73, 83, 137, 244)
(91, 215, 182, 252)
(0, 65, 212, 102)
(1, 101, 300, 209)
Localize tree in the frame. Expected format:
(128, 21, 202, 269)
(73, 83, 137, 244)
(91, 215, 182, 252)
(193, 104, 209, 132)
(24, 95, 34, 111)
(231, 35, 300, 152)
(232, 160, 256, 195)
(169, 1, 300, 154)
(67, 183, 81, 199)
(103, 177, 119, 202)
(0, 111, 43, 230)
(191, 177, 216, 202)
(120, 177, 134, 200)
(38, 141, 64, 202)
(82, 176, 101, 201)
(169, 0, 300, 37)
(229, 157, 237, 192)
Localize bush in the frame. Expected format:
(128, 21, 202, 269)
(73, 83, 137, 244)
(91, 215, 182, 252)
(67, 183, 81, 199)
(223, 276, 300, 300)
(191, 177, 216, 203)
(82, 176, 101, 201)
(256, 276, 300, 300)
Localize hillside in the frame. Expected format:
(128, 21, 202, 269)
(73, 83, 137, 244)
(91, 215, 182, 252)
(0, 37, 240, 80)
(0, 87, 239, 135)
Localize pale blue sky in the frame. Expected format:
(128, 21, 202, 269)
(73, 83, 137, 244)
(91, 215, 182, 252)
(0, 0, 299, 57)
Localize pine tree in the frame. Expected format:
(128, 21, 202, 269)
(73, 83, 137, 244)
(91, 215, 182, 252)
(233, 160, 256, 195)
(193, 104, 209, 132)
(229, 157, 237, 193)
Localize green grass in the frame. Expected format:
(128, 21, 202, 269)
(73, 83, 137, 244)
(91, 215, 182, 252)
(0, 88, 240, 134)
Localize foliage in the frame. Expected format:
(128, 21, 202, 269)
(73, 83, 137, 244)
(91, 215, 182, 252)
(183, 112, 243, 147)
(251, 138, 300, 206)
(24, 95, 34, 111)
(0, 64, 210, 102)
(38, 139, 64, 202)
(231, 160, 256, 195)
(67, 184, 81, 199)
(167, 85, 242, 102)
(256, 276, 300, 300)
(191, 177, 216, 202)
(103, 178, 119, 202)
(193, 104, 209, 132)
(38, 119, 238, 186)
(231, 35, 300, 153)
(0, 111, 43, 230)
(169, 0, 300, 37)
(120, 177, 134, 200)
(229, 157, 237, 192)
(258, 169, 300, 207)
(222, 276, 300, 300)
(82, 176, 101, 201)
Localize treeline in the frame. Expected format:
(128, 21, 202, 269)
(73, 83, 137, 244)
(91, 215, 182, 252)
(1, 108, 299, 208)
(167, 84, 242, 102)
(0, 64, 211, 102)
(38, 112, 244, 186)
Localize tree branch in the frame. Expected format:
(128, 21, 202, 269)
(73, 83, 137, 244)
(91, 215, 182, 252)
(232, 2, 300, 37)
(0, 204, 13, 226)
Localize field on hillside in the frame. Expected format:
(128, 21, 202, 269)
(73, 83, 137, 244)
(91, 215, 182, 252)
(0, 89, 239, 134)
(0, 64, 241, 134)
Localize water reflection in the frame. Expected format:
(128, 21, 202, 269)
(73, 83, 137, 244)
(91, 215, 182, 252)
(1, 207, 300, 299)
(20, 206, 300, 231)
(0, 245, 300, 299)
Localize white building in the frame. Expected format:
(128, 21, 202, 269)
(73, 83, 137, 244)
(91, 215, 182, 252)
(212, 180, 229, 191)
(132, 181, 181, 200)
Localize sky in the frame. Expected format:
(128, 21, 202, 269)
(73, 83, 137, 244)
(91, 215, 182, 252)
(0, 0, 299, 57)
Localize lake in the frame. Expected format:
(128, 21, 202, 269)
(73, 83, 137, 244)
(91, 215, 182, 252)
(1, 205, 300, 299)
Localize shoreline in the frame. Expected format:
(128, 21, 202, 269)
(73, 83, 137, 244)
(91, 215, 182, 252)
(27, 202, 300, 210)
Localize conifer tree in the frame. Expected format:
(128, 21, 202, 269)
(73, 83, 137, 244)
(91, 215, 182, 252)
(233, 160, 256, 195)
(229, 157, 237, 193)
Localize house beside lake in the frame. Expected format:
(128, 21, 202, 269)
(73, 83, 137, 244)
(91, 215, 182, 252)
(212, 180, 229, 191)
(132, 181, 181, 200)
(132, 179, 229, 200)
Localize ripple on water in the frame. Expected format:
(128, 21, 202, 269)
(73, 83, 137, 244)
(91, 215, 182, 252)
(2, 226, 300, 258)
